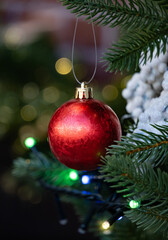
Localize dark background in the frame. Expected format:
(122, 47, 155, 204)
(0, 1, 126, 239)
(0, 135, 99, 240)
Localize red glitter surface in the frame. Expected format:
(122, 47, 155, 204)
(48, 99, 121, 170)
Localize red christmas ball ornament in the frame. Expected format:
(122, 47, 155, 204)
(48, 82, 121, 171)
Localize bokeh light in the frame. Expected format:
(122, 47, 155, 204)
(55, 58, 72, 75)
(4, 26, 23, 49)
(129, 200, 141, 209)
(102, 85, 118, 101)
(23, 82, 39, 100)
(20, 105, 37, 121)
(24, 137, 36, 148)
(43, 86, 60, 103)
(120, 75, 132, 89)
(102, 221, 110, 230)
(69, 170, 79, 181)
(0, 106, 13, 124)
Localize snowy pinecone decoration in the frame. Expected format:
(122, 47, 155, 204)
(122, 51, 168, 133)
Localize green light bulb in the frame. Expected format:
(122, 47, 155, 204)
(69, 170, 78, 181)
(24, 137, 36, 148)
(129, 200, 140, 209)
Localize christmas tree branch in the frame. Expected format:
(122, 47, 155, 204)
(104, 28, 168, 72)
(107, 124, 168, 165)
(61, 0, 167, 31)
(61, 0, 168, 72)
(100, 154, 168, 233)
(126, 140, 168, 155)
(12, 153, 80, 187)
(101, 155, 168, 205)
(125, 208, 168, 233)
(149, 0, 168, 8)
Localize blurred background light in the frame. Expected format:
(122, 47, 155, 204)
(102, 85, 118, 101)
(23, 82, 39, 101)
(43, 86, 60, 103)
(120, 75, 132, 89)
(20, 105, 37, 121)
(4, 26, 24, 49)
(55, 58, 72, 75)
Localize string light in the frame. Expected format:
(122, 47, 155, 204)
(129, 200, 140, 209)
(118, 216, 123, 220)
(69, 170, 79, 181)
(24, 137, 36, 148)
(102, 221, 110, 230)
(81, 175, 90, 185)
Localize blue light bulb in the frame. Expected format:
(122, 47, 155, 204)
(81, 175, 90, 185)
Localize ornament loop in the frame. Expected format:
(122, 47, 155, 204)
(72, 17, 98, 85)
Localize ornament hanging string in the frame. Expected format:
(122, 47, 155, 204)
(72, 17, 98, 85)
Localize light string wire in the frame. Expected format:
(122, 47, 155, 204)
(72, 15, 98, 85)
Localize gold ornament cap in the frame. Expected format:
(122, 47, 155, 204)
(75, 82, 93, 99)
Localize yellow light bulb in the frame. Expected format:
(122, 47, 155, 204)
(102, 221, 110, 230)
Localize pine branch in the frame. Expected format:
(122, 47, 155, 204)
(61, 0, 167, 31)
(125, 208, 168, 234)
(100, 155, 168, 233)
(12, 157, 45, 178)
(12, 153, 79, 187)
(149, 0, 168, 8)
(104, 28, 168, 72)
(61, 0, 168, 72)
(101, 155, 168, 205)
(107, 124, 168, 166)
